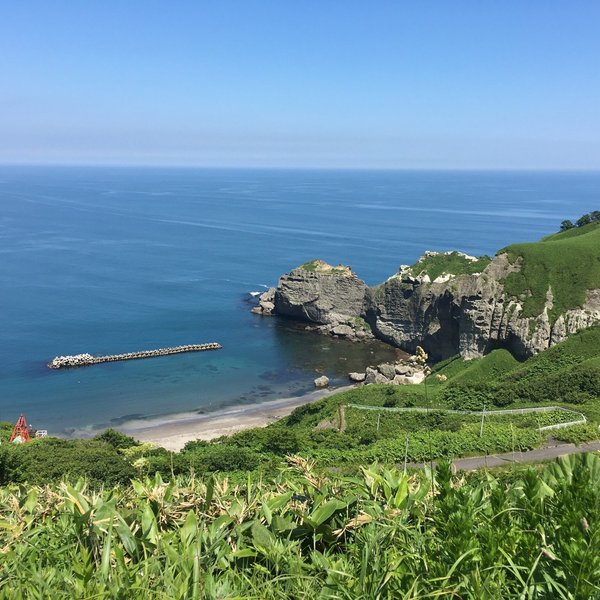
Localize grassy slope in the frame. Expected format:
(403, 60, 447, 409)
(499, 221, 600, 321)
(499, 325, 600, 380)
(430, 348, 520, 384)
(280, 326, 600, 433)
(152, 327, 596, 469)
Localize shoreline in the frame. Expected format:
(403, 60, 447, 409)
(119, 384, 355, 452)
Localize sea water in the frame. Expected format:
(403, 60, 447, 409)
(1, 167, 598, 434)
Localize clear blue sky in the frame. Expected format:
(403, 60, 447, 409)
(1, 1, 599, 168)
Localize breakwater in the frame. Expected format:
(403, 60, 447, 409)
(47, 343, 222, 369)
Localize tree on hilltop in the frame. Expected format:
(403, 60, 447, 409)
(560, 219, 575, 231)
(560, 211, 600, 231)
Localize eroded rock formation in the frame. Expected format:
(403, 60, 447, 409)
(256, 254, 600, 361)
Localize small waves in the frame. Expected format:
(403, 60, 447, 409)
(354, 204, 560, 220)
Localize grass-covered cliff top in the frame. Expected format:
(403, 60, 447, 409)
(499, 221, 600, 321)
(410, 251, 491, 280)
(299, 259, 352, 275)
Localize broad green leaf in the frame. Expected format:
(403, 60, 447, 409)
(203, 476, 215, 511)
(272, 515, 295, 533)
(232, 548, 257, 558)
(114, 521, 137, 557)
(251, 521, 275, 552)
(100, 522, 113, 579)
(262, 502, 272, 525)
(266, 491, 293, 513)
(141, 503, 159, 546)
(308, 499, 347, 528)
(180, 510, 198, 548)
(131, 479, 146, 496)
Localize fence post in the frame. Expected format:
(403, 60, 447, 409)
(479, 403, 486, 438)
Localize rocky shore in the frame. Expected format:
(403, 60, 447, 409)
(313, 345, 430, 388)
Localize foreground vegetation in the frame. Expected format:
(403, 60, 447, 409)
(1, 453, 599, 598)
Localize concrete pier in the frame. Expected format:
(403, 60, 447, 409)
(47, 343, 222, 369)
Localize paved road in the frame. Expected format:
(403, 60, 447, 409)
(408, 441, 600, 472)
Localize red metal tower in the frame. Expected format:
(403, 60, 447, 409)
(9, 414, 31, 444)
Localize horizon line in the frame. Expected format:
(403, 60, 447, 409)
(1, 162, 600, 173)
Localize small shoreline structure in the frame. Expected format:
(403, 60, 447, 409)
(48, 343, 222, 369)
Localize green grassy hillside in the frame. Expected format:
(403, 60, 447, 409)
(499, 221, 600, 322)
(431, 348, 520, 384)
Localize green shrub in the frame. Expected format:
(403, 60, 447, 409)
(441, 383, 495, 410)
(186, 444, 263, 473)
(94, 428, 139, 450)
(383, 388, 398, 407)
(0, 438, 135, 487)
(0, 421, 13, 443)
(552, 423, 600, 444)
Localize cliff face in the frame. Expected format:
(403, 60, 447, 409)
(274, 261, 367, 326)
(364, 253, 600, 361)
(265, 244, 600, 361)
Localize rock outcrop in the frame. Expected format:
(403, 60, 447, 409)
(348, 372, 367, 382)
(256, 247, 600, 361)
(314, 375, 330, 388)
(269, 260, 374, 341)
(351, 352, 430, 386)
(274, 260, 366, 325)
(251, 287, 276, 316)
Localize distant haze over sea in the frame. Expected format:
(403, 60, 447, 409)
(1, 167, 598, 434)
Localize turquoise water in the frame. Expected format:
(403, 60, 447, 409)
(1, 167, 598, 434)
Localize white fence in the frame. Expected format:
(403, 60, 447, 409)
(345, 404, 588, 431)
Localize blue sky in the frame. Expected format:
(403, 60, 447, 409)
(1, 1, 599, 168)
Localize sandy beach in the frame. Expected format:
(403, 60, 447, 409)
(119, 385, 355, 452)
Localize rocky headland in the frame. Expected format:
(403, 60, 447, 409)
(253, 225, 600, 362)
(253, 260, 375, 342)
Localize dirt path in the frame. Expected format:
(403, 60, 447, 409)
(408, 441, 600, 472)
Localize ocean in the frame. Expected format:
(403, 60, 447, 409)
(1, 166, 598, 435)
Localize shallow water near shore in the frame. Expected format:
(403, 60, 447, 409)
(1, 167, 598, 434)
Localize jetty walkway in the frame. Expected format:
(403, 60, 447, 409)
(47, 343, 222, 369)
